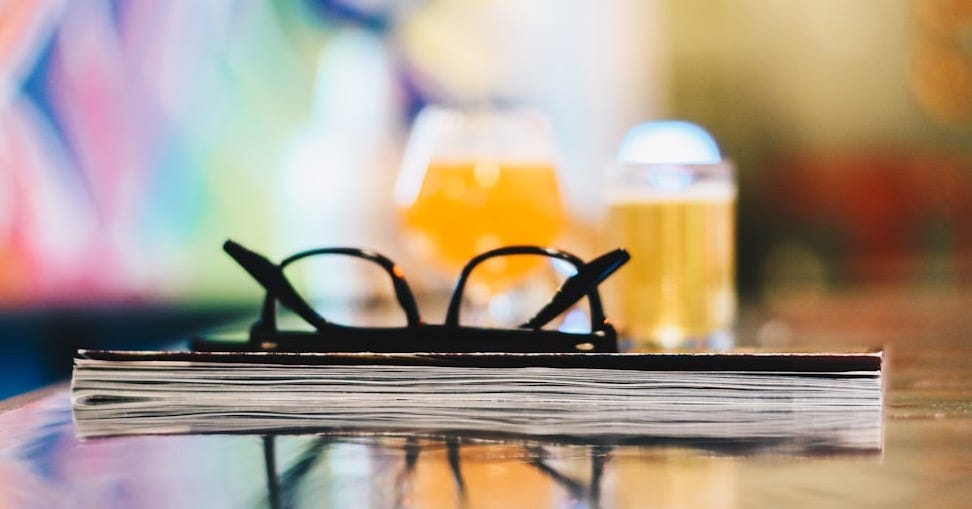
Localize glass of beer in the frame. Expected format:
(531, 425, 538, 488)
(395, 106, 566, 297)
(603, 121, 735, 350)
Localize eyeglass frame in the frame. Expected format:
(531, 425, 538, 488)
(192, 240, 629, 354)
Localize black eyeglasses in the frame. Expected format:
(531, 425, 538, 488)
(192, 240, 629, 354)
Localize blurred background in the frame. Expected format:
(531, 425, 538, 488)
(1, 0, 971, 398)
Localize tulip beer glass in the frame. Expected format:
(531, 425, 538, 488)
(395, 106, 566, 294)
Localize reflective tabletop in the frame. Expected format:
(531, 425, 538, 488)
(2, 289, 971, 508)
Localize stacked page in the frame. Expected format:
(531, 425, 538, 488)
(72, 350, 883, 449)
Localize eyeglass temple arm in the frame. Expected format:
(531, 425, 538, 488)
(223, 240, 331, 331)
(520, 248, 630, 330)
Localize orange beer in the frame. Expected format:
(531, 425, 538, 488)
(401, 159, 565, 290)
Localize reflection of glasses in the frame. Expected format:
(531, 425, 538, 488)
(192, 240, 629, 354)
(261, 434, 612, 509)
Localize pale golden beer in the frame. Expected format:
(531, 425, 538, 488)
(604, 187, 735, 348)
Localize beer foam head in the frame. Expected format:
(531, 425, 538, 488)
(617, 121, 721, 165)
(608, 180, 736, 203)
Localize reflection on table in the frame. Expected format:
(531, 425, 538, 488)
(0, 392, 882, 509)
(2, 289, 972, 508)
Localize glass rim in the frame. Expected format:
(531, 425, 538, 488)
(606, 159, 734, 175)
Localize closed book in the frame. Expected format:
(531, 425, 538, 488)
(71, 349, 883, 451)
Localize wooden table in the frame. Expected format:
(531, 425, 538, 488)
(1, 288, 970, 508)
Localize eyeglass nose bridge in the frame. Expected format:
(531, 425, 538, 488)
(253, 247, 422, 334)
(444, 245, 612, 333)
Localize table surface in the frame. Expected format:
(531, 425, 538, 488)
(2, 289, 971, 508)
